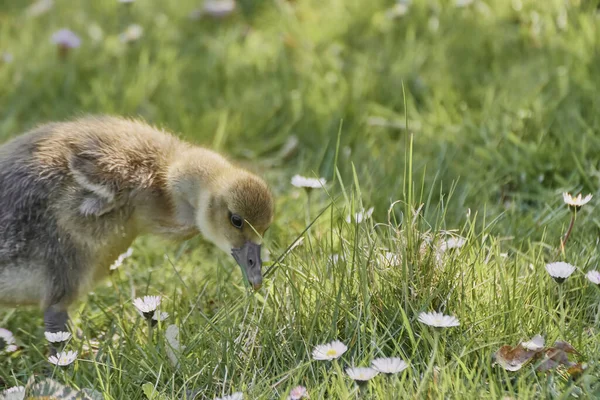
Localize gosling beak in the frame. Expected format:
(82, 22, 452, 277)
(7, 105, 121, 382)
(231, 241, 263, 290)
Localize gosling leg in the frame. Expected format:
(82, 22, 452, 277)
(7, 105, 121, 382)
(44, 305, 69, 355)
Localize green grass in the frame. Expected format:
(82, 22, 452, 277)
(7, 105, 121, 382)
(2, 0, 600, 398)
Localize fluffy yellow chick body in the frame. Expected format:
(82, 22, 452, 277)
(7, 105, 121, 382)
(0, 116, 273, 332)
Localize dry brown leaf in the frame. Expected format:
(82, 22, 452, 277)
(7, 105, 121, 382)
(566, 363, 585, 380)
(552, 341, 580, 355)
(536, 355, 561, 372)
(494, 345, 538, 371)
(535, 341, 581, 372)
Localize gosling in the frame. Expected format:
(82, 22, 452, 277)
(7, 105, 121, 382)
(0, 116, 274, 333)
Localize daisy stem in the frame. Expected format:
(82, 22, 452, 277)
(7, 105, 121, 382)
(558, 284, 566, 333)
(559, 211, 576, 256)
(147, 318, 154, 343)
(305, 190, 312, 227)
(357, 382, 369, 398)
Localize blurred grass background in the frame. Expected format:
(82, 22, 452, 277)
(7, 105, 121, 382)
(1, 0, 600, 398)
(1, 0, 600, 234)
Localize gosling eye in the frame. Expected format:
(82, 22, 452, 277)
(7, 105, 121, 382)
(230, 213, 244, 229)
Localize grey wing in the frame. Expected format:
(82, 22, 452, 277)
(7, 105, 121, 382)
(68, 153, 124, 217)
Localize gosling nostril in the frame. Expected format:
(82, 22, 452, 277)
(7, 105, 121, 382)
(248, 258, 254, 267)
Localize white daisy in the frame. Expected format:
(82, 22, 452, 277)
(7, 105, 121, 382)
(2, 386, 25, 400)
(346, 367, 379, 382)
(152, 311, 169, 322)
(26, 0, 54, 17)
(3, 386, 25, 393)
(44, 331, 72, 343)
(48, 350, 78, 366)
(378, 251, 401, 266)
(51, 29, 81, 49)
(563, 192, 592, 209)
(345, 207, 374, 224)
(329, 254, 341, 265)
(312, 340, 348, 361)
(586, 270, 600, 285)
(133, 295, 162, 315)
(385, 3, 409, 19)
(3, 343, 17, 352)
(87, 23, 104, 43)
(291, 175, 326, 189)
(0, 328, 17, 352)
(428, 16, 439, 32)
(371, 357, 409, 374)
(2, 52, 13, 64)
(439, 236, 466, 252)
(455, 0, 474, 7)
(215, 393, 243, 400)
(119, 24, 143, 43)
(288, 385, 308, 400)
(203, 0, 236, 18)
(0, 328, 15, 343)
(110, 247, 133, 270)
(419, 240, 444, 269)
(520, 334, 545, 351)
(417, 311, 460, 328)
(545, 262, 576, 283)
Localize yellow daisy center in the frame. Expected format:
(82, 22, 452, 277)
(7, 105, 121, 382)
(326, 349, 338, 357)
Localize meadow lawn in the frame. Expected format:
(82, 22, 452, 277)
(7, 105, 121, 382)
(1, 0, 600, 398)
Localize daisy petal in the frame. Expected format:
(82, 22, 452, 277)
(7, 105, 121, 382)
(152, 311, 169, 322)
(0, 328, 17, 352)
(48, 350, 78, 366)
(371, 357, 409, 374)
(44, 331, 72, 343)
(312, 340, 347, 361)
(586, 270, 600, 285)
(545, 262, 576, 283)
(562, 192, 593, 208)
(133, 295, 162, 314)
(417, 311, 460, 328)
(291, 175, 326, 189)
(346, 367, 379, 381)
(287, 385, 308, 400)
(51, 29, 81, 48)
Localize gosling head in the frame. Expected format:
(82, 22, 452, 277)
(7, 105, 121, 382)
(198, 170, 274, 290)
